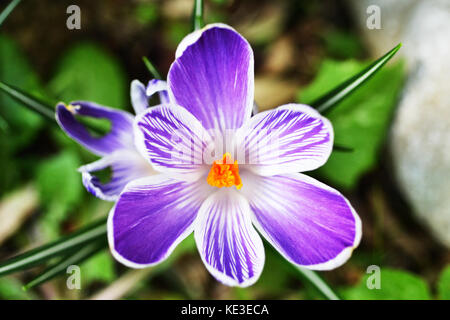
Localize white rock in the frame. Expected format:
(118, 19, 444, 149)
(348, 0, 450, 247)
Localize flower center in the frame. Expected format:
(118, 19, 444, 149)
(207, 153, 242, 190)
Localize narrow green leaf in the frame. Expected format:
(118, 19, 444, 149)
(0, 0, 21, 27)
(301, 59, 404, 189)
(311, 43, 402, 114)
(333, 144, 353, 153)
(23, 240, 106, 290)
(296, 267, 340, 300)
(0, 81, 54, 122)
(0, 218, 106, 277)
(0, 80, 105, 135)
(142, 56, 162, 80)
(192, 0, 204, 31)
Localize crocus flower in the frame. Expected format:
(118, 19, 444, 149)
(55, 79, 168, 201)
(108, 23, 362, 287)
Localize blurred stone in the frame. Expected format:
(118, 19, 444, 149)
(0, 184, 38, 245)
(236, 4, 284, 45)
(254, 75, 300, 111)
(348, 0, 450, 247)
(263, 35, 296, 74)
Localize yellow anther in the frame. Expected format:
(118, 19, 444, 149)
(65, 104, 79, 113)
(206, 153, 242, 190)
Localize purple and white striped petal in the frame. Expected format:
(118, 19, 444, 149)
(130, 80, 149, 115)
(131, 79, 170, 115)
(56, 102, 134, 156)
(242, 172, 361, 270)
(79, 150, 155, 201)
(134, 105, 212, 181)
(168, 24, 254, 132)
(108, 175, 212, 267)
(194, 189, 265, 287)
(146, 79, 170, 105)
(238, 104, 333, 176)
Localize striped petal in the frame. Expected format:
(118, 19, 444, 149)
(194, 188, 265, 287)
(242, 172, 361, 270)
(146, 79, 170, 104)
(134, 105, 212, 181)
(168, 24, 254, 132)
(238, 103, 333, 176)
(108, 175, 211, 267)
(131, 79, 170, 115)
(56, 102, 134, 156)
(130, 80, 149, 115)
(79, 150, 155, 201)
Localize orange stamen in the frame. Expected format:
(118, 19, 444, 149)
(207, 153, 242, 190)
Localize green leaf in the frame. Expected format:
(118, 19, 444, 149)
(0, 0, 21, 27)
(0, 277, 32, 299)
(0, 35, 48, 148)
(0, 218, 106, 277)
(437, 265, 450, 300)
(309, 44, 402, 114)
(0, 81, 107, 138)
(23, 240, 106, 290)
(142, 56, 162, 80)
(36, 150, 83, 239)
(192, 0, 204, 31)
(0, 81, 54, 122)
(299, 59, 404, 189)
(0, 35, 52, 193)
(48, 42, 127, 110)
(36, 150, 82, 206)
(340, 268, 431, 300)
(323, 29, 363, 59)
(81, 250, 116, 284)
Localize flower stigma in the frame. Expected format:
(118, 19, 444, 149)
(207, 153, 242, 190)
(64, 104, 80, 113)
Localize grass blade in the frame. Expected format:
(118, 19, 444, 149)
(0, 218, 107, 277)
(0, 0, 21, 27)
(312, 43, 402, 114)
(0, 81, 54, 122)
(192, 0, 204, 31)
(333, 144, 354, 153)
(23, 240, 106, 290)
(0, 81, 106, 134)
(296, 267, 340, 300)
(142, 56, 162, 80)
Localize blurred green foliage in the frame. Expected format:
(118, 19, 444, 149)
(134, 2, 158, 25)
(166, 21, 191, 46)
(81, 250, 116, 284)
(340, 268, 431, 300)
(36, 150, 82, 239)
(48, 42, 127, 110)
(438, 265, 450, 300)
(0, 36, 127, 289)
(323, 30, 364, 59)
(0, 34, 47, 192)
(299, 59, 404, 189)
(0, 34, 45, 148)
(0, 277, 33, 299)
